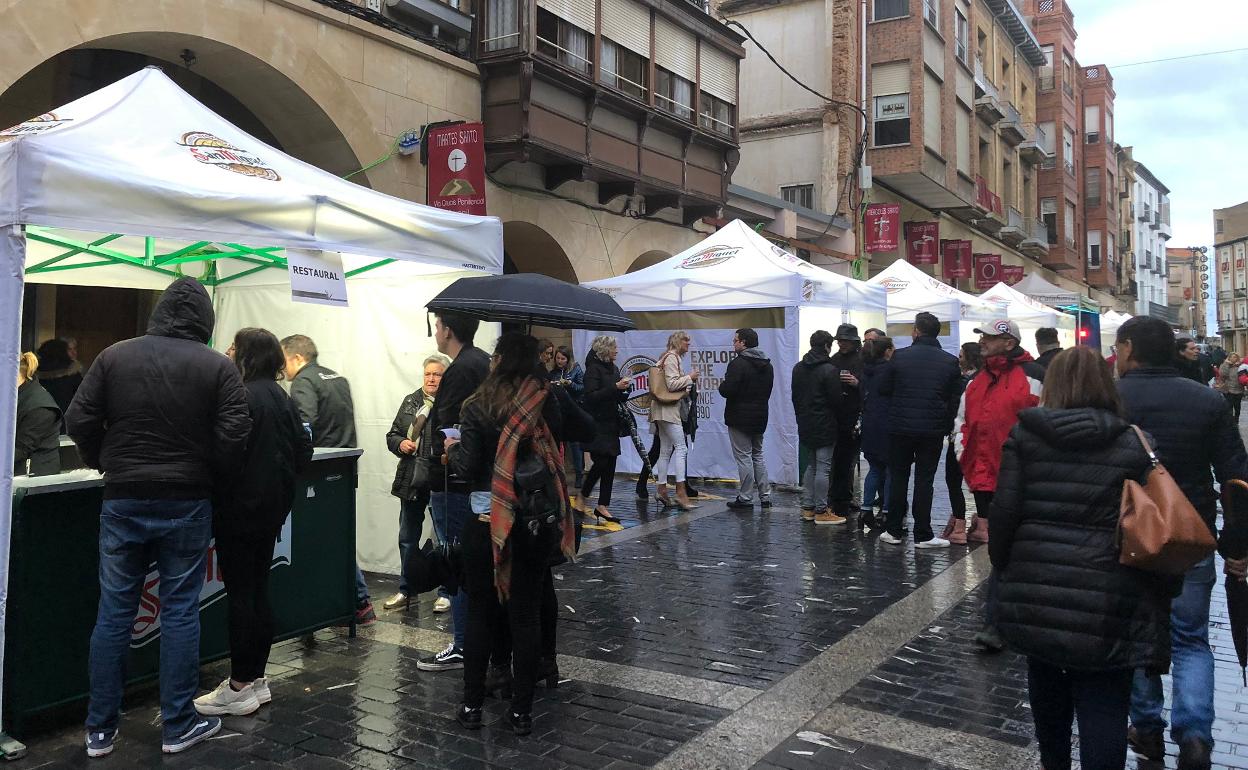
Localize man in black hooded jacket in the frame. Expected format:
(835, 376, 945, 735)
(66, 277, 250, 756)
(720, 327, 773, 510)
(791, 330, 842, 524)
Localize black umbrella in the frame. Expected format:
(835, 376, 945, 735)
(426, 273, 635, 331)
(1220, 479, 1248, 685)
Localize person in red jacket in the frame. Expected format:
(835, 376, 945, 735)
(954, 318, 1044, 651)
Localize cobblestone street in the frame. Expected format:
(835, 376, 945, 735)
(12, 452, 1248, 769)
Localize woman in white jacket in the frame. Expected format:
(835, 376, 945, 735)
(652, 331, 699, 510)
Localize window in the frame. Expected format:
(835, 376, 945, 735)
(483, 0, 522, 52)
(1217, 219, 1225, 234)
(781, 184, 815, 210)
(536, 8, 593, 75)
(955, 9, 969, 64)
(1108, 232, 1116, 260)
(923, 0, 939, 26)
(1108, 171, 1116, 203)
(1039, 45, 1054, 90)
(699, 92, 734, 136)
(1064, 201, 1076, 248)
(1062, 125, 1074, 175)
(1107, 111, 1114, 143)
(1086, 167, 1100, 207)
(600, 40, 649, 99)
(1062, 51, 1074, 96)
(956, 104, 971, 175)
(923, 72, 941, 150)
(1039, 119, 1056, 168)
(655, 68, 694, 121)
(874, 0, 907, 20)
(872, 62, 911, 147)
(1042, 197, 1058, 244)
(1088, 230, 1102, 268)
(1084, 104, 1101, 144)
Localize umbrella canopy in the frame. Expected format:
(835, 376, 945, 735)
(426, 273, 636, 331)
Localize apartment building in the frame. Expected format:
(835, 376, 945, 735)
(1115, 144, 1139, 300)
(1215, 201, 1248, 352)
(1127, 161, 1173, 318)
(1079, 64, 1118, 292)
(1166, 246, 1207, 338)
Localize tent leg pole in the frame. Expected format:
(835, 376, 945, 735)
(0, 228, 26, 753)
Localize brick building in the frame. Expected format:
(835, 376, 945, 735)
(1166, 246, 1208, 339)
(1215, 201, 1248, 352)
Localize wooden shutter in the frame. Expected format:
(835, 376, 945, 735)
(924, 72, 942, 149)
(700, 43, 737, 104)
(537, 0, 595, 33)
(872, 61, 910, 96)
(655, 16, 697, 82)
(602, 0, 650, 57)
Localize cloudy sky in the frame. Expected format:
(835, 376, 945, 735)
(1074, 0, 1248, 325)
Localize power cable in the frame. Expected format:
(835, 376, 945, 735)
(1110, 46, 1248, 70)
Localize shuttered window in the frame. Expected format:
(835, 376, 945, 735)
(700, 43, 737, 104)
(602, 0, 650, 58)
(536, 0, 595, 34)
(956, 106, 971, 174)
(924, 72, 942, 150)
(655, 16, 697, 83)
(872, 61, 911, 96)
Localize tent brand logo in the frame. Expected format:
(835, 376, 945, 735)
(878, 277, 909, 293)
(621, 354, 658, 417)
(680, 246, 740, 269)
(801, 280, 815, 301)
(0, 112, 72, 143)
(179, 132, 281, 181)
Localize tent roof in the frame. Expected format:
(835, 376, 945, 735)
(583, 219, 886, 313)
(0, 67, 502, 274)
(1012, 272, 1081, 308)
(866, 259, 1001, 322)
(981, 282, 1063, 326)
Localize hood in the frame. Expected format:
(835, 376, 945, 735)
(147, 277, 214, 343)
(800, 349, 832, 368)
(1017, 407, 1130, 449)
(739, 347, 770, 364)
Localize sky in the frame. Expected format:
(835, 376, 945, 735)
(1072, 0, 1248, 331)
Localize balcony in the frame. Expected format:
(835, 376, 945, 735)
(1150, 211, 1161, 230)
(1020, 218, 1050, 258)
(1148, 302, 1179, 324)
(388, 0, 474, 43)
(1137, 202, 1152, 222)
(1159, 219, 1173, 240)
(973, 58, 1005, 124)
(477, 0, 743, 220)
(1019, 124, 1051, 164)
(1000, 207, 1027, 246)
(999, 102, 1026, 146)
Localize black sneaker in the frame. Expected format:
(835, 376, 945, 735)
(1128, 726, 1164, 761)
(726, 498, 753, 510)
(417, 643, 464, 671)
(508, 711, 533, 736)
(760, 498, 772, 509)
(456, 705, 483, 730)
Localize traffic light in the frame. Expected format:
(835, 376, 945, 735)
(1079, 328, 1089, 340)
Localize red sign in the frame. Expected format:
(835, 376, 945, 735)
(974, 252, 1002, 289)
(426, 122, 487, 215)
(1001, 265, 1025, 286)
(905, 221, 940, 265)
(864, 203, 901, 253)
(942, 240, 972, 280)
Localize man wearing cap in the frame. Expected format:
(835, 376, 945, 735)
(1034, 327, 1061, 370)
(828, 324, 865, 522)
(955, 317, 1045, 651)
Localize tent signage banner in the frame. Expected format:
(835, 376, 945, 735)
(864, 203, 901, 253)
(942, 240, 972, 279)
(974, 252, 1002, 290)
(288, 250, 348, 307)
(426, 122, 487, 216)
(905, 221, 939, 265)
(1002, 265, 1025, 286)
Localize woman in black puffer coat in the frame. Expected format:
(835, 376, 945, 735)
(579, 336, 631, 523)
(990, 346, 1172, 770)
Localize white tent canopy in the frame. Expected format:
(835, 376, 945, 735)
(1013, 272, 1079, 308)
(980, 281, 1078, 353)
(866, 260, 1003, 354)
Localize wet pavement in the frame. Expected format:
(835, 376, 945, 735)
(11, 451, 1248, 769)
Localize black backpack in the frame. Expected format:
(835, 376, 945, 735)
(512, 438, 585, 564)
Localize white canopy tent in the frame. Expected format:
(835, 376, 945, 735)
(581, 219, 888, 485)
(0, 67, 503, 729)
(980, 282, 1078, 353)
(1100, 311, 1133, 356)
(866, 260, 1003, 355)
(1013, 272, 1080, 308)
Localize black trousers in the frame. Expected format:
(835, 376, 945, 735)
(1027, 659, 1133, 770)
(1226, 392, 1243, 421)
(461, 516, 544, 714)
(828, 429, 859, 514)
(886, 433, 944, 542)
(945, 439, 966, 519)
(582, 454, 618, 507)
(972, 490, 999, 626)
(216, 527, 281, 683)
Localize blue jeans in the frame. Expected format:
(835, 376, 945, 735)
(799, 445, 834, 513)
(431, 491, 471, 650)
(88, 499, 212, 741)
(398, 491, 430, 595)
(862, 456, 889, 511)
(1130, 554, 1216, 746)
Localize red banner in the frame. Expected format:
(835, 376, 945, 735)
(974, 252, 1002, 290)
(1001, 265, 1025, 285)
(905, 221, 940, 265)
(864, 203, 901, 253)
(942, 240, 972, 280)
(426, 122, 487, 215)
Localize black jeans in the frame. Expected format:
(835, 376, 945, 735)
(582, 454, 618, 507)
(886, 433, 944, 542)
(1027, 659, 1133, 770)
(945, 439, 966, 519)
(829, 429, 859, 514)
(1226, 392, 1243, 421)
(216, 527, 281, 683)
(973, 491, 999, 626)
(461, 516, 545, 715)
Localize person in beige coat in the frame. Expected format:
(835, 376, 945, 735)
(652, 331, 699, 510)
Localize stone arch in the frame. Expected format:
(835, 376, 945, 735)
(0, 0, 401, 194)
(628, 250, 672, 273)
(502, 221, 578, 283)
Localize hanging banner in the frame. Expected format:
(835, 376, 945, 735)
(287, 249, 348, 308)
(905, 221, 940, 265)
(943, 239, 972, 279)
(426, 122, 487, 215)
(974, 252, 1002, 290)
(1001, 265, 1025, 286)
(864, 203, 901, 253)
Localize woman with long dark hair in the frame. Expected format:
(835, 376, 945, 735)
(549, 345, 586, 489)
(194, 328, 312, 716)
(579, 336, 631, 523)
(446, 333, 592, 736)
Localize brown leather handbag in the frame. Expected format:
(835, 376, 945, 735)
(647, 352, 684, 405)
(1118, 425, 1216, 575)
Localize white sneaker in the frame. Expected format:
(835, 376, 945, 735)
(194, 679, 260, 716)
(433, 596, 451, 613)
(253, 677, 272, 705)
(915, 537, 951, 549)
(878, 532, 904, 545)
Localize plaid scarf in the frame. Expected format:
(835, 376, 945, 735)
(490, 377, 574, 599)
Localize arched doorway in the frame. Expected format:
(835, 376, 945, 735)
(500, 220, 580, 354)
(627, 250, 672, 273)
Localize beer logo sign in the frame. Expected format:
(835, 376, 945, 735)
(178, 131, 281, 181)
(0, 112, 72, 143)
(878, 277, 909, 293)
(680, 246, 740, 269)
(621, 354, 657, 417)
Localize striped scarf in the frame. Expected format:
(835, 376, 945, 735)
(490, 377, 574, 599)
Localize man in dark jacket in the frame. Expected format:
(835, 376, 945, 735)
(829, 324, 865, 520)
(1118, 317, 1248, 769)
(66, 277, 249, 757)
(280, 335, 373, 626)
(720, 328, 774, 510)
(791, 330, 842, 524)
(418, 311, 490, 673)
(1033, 327, 1061, 369)
(878, 312, 961, 548)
